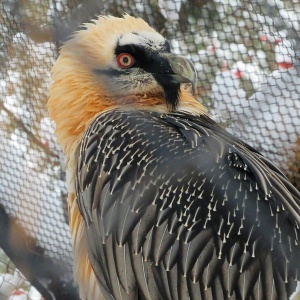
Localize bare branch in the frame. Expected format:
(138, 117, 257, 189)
(0, 101, 58, 159)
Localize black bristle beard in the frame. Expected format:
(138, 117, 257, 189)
(163, 83, 181, 112)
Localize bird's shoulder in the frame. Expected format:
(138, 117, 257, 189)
(76, 107, 300, 244)
(75, 108, 300, 299)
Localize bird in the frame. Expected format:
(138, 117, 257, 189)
(48, 14, 300, 300)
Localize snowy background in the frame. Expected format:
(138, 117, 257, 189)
(0, 0, 299, 299)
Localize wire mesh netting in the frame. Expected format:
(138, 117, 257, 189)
(0, 0, 300, 299)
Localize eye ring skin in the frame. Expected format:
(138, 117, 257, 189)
(117, 53, 135, 68)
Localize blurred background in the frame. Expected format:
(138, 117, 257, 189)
(0, 0, 299, 299)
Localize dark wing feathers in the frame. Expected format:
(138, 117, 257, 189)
(76, 109, 300, 300)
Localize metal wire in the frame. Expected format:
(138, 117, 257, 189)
(0, 0, 299, 298)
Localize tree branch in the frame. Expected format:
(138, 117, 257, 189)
(0, 204, 80, 300)
(0, 101, 58, 159)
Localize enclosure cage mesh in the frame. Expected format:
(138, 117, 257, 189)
(0, 0, 300, 299)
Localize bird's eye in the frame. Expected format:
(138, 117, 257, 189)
(117, 53, 135, 68)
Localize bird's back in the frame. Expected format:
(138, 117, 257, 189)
(76, 109, 300, 300)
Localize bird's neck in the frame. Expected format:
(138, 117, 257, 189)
(48, 83, 206, 161)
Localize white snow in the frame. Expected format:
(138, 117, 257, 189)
(212, 68, 300, 173)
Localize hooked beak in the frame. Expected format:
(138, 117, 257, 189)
(163, 54, 197, 95)
(150, 53, 198, 111)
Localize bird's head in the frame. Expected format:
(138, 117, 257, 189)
(48, 14, 204, 155)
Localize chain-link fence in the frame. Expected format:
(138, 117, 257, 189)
(0, 0, 299, 299)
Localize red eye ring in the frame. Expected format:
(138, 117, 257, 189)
(117, 53, 135, 68)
